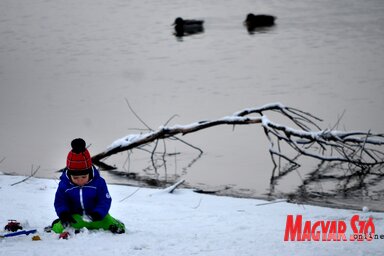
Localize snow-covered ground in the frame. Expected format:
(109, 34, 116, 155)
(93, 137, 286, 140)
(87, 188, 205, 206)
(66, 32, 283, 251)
(0, 174, 383, 256)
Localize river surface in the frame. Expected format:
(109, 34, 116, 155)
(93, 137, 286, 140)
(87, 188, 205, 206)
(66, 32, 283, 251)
(1, 0, 384, 210)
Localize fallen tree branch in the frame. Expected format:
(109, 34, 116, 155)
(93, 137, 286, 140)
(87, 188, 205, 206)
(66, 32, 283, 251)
(92, 102, 384, 177)
(163, 179, 185, 193)
(262, 116, 384, 166)
(92, 115, 262, 165)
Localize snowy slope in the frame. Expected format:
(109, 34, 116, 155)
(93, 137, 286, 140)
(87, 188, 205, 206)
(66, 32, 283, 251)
(0, 175, 383, 256)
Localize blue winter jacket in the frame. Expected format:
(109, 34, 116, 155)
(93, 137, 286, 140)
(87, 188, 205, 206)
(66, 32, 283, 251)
(54, 166, 112, 219)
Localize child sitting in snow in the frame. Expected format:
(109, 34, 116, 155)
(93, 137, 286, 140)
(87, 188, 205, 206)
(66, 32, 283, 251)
(51, 138, 125, 235)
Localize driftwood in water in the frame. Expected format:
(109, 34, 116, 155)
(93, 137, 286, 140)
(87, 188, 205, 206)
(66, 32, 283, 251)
(92, 103, 384, 173)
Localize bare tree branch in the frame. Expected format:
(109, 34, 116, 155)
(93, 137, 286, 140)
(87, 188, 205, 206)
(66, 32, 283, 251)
(92, 115, 262, 165)
(11, 165, 40, 186)
(92, 103, 384, 178)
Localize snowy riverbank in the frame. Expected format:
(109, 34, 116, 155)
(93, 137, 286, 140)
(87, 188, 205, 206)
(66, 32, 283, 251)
(0, 174, 383, 256)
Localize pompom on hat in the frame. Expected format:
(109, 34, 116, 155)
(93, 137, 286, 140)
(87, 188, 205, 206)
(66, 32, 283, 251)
(66, 138, 92, 176)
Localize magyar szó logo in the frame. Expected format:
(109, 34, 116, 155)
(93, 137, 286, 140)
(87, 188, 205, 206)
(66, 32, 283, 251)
(284, 215, 380, 241)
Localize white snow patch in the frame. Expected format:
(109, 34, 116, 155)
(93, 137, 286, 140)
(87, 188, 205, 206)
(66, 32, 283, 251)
(0, 175, 383, 256)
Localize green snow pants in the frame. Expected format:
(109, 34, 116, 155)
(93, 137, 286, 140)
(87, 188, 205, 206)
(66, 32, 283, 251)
(52, 213, 125, 234)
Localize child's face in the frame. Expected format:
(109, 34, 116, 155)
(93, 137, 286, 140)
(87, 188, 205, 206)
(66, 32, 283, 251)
(71, 174, 90, 186)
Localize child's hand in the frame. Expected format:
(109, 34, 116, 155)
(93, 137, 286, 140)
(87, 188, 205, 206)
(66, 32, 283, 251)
(89, 212, 102, 221)
(59, 212, 77, 225)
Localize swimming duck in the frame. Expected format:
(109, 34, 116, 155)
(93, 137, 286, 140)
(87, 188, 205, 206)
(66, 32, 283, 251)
(244, 13, 276, 33)
(173, 17, 204, 37)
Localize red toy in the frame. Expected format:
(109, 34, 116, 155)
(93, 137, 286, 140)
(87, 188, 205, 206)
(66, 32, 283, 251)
(4, 220, 23, 232)
(59, 231, 70, 240)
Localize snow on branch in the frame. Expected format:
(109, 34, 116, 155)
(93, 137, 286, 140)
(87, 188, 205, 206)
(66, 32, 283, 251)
(92, 103, 384, 171)
(92, 115, 263, 165)
(262, 117, 384, 167)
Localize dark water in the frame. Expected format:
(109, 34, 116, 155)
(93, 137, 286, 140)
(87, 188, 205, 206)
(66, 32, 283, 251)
(1, 0, 384, 211)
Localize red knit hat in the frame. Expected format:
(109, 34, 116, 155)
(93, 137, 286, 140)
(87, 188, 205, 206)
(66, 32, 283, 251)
(66, 138, 92, 176)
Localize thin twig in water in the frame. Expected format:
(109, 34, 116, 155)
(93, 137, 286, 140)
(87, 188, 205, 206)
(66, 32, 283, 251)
(330, 110, 346, 131)
(172, 136, 203, 154)
(11, 165, 40, 186)
(125, 98, 152, 131)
